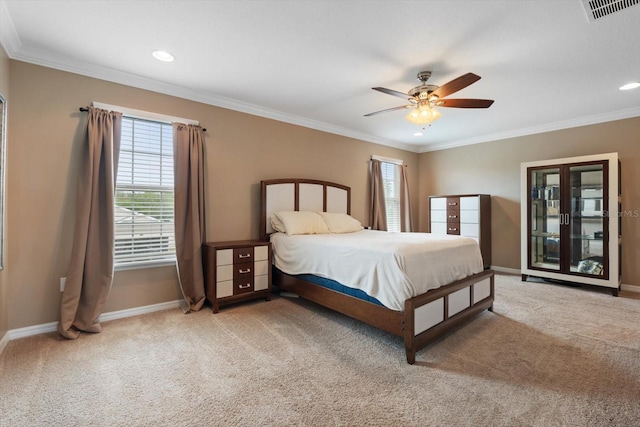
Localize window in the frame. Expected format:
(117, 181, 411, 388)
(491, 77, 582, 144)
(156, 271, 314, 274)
(380, 160, 401, 232)
(115, 117, 175, 268)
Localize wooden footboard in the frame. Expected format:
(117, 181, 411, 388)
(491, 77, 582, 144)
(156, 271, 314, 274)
(274, 268, 495, 364)
(403, 270, 494, 364)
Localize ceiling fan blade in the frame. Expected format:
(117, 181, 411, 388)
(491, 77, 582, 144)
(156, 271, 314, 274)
(437, 98, 494, 108)
(372, 87, 412, 100)
(431, 73, 481, 99)
(364, 105, 413, 117)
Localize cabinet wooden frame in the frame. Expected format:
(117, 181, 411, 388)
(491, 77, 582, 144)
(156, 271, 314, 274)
(520, 153, 620, 295)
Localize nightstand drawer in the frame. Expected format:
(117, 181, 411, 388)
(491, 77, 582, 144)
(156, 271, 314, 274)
(233, 247, 254, 263)
(254, 245, 269, 261)
(217, 280, 233, 298)
(255, 275, 269, 291)
(234, 262, 254, 282)
(234, 279, 253, 294)
(216, 249, 233, 266)
(254, 260, 269, 276)
(216, 265, 233, 282)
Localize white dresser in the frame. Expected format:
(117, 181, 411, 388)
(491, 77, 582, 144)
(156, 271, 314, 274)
(429, 194, 491, 269)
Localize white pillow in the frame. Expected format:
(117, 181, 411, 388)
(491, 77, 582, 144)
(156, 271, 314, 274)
(316, 212, 363, 233)
(270, 214, 286, 232)
(271, 211, 330, 235)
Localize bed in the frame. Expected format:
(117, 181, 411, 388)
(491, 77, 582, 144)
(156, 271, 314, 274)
(260, 178, 494, 364)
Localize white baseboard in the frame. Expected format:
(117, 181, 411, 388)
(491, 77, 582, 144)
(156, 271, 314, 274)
(621, 283, 640, 293)
(6, 299, 185, 342)
(489, 266, 521, 275)
(0, 330, 9, 354)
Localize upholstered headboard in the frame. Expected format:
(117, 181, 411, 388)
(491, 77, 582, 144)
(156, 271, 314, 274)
(260, 178, 351, 241)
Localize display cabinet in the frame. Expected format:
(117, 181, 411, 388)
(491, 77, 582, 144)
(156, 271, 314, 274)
(520, 153, 621, 295)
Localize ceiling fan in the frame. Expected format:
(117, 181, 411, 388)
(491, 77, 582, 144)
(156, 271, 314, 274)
(365, 71, 494, 126)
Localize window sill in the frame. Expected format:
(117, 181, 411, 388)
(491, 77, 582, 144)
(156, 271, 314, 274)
(114, 258, 176, 272)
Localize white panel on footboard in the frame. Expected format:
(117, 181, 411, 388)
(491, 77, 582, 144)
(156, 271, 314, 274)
(299, 183, 324, 211)
(326, 186, 348, 213)
(448, 287, 470, 317)
(473, 278, 492, 304)
(414, 299, 444, 335)
(266, 183, 295, 234)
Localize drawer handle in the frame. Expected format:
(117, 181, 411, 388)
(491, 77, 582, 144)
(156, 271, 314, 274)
(448, 215, 457, 219)
(448, 228, 458, 231)
(238, 253, 251, 259)
(239, 268, 251, 274)
(448, 202, 457, 206)
(238, 283, 251, 289)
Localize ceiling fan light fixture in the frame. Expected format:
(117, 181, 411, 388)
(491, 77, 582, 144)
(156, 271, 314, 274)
(406, 104, 441, 125)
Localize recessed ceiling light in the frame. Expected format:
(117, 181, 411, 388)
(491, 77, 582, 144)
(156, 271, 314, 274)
(619, 82, 640, 90)
(152, 50, 175, 62)
(413, 132, 423, 136)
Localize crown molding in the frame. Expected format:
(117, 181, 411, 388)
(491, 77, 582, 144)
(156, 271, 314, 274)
(418, 106, 640, 153)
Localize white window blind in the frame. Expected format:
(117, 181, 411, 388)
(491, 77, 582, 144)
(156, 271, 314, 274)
(115, 117, 175, 267)
(380, 161, 401, 232)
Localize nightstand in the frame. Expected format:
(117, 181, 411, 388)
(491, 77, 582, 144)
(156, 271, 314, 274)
(203, 240, 272, 313)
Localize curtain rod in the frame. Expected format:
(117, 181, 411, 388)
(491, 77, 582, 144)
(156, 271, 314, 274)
(78, 107, 206, 132)
(370, 154, 403, 165)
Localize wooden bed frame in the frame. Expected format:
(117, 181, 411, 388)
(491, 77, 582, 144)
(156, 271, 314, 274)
(261, 178, 495, 364)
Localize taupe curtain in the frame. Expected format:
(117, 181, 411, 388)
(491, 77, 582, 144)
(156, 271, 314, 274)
(173, 123, 206, 312)
(369, 159, 387, 231)
(58, 107, 122, 339)
(399, 164, 413, 232)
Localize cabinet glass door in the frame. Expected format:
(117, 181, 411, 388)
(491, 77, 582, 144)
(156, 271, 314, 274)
(569, 163, 607, 277)
(529, 167, 561, 270)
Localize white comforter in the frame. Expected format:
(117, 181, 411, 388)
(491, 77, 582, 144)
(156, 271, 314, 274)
(270, 230, 484, 311)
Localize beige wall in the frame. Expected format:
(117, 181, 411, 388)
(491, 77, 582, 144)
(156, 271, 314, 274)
(418, 117, 640, 285)
(0, 45, 9, 339)
(6, 58, 638, 332)
(7, 61, 419, 330)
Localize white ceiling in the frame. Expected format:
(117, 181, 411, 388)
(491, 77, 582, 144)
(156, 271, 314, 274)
(1, 0, 639, 153)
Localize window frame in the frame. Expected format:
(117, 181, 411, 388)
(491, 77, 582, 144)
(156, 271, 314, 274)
(372, 155, 403, 233)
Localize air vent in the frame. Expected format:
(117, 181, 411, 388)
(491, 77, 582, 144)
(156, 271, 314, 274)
(581, 0, 640, 22)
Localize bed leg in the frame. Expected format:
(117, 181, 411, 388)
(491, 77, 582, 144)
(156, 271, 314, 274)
(406, 349, 416, 365)
(488, 305, 494, 312)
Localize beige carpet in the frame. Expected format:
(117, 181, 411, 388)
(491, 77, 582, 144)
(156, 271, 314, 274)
(1, 274, 639, 426)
